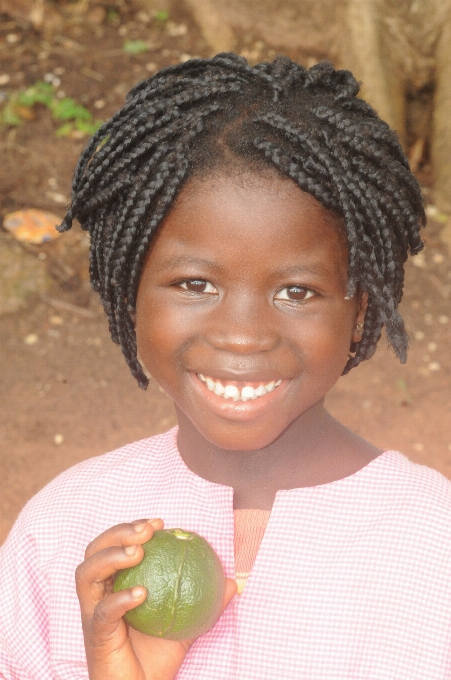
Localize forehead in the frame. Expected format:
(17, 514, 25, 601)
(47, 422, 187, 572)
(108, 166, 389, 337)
(147, 172, 348, 277)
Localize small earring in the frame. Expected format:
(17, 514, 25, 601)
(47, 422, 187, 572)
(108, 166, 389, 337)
(355, 322, 364, 333)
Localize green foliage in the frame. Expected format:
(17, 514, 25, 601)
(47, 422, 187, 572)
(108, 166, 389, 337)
(17, 81, 54, 108)
(1, 80, 103, 137)
(106, 7, 120, 22)
(123, 39, 149, 55)
(154, 9, 169, 26)
(1, 98, 22, 126)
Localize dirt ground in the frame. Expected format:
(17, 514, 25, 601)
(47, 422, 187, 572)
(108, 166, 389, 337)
(1, 3, 450, 544)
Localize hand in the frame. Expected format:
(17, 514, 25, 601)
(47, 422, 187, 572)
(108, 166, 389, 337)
(75, 519, 236, 680)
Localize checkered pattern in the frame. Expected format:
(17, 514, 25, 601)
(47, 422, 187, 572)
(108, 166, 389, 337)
(1, 427, 451, 679)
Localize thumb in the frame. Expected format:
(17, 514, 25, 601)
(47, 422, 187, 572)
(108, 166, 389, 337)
(221, 577, 237, 612)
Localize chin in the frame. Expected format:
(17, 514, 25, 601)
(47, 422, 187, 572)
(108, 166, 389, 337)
(196, 421, 288, 452)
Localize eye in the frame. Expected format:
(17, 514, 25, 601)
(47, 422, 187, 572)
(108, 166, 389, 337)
(178, 279, 218, 295)
(274, 285, 315, 302)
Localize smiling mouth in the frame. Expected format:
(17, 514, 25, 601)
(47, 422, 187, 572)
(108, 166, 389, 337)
(196, 373, 282, 401)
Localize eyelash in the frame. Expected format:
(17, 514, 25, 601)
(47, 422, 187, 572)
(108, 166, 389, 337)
(178, 279, 218, 294)
(176, 280, 316, 302)
(274, 286, 316, 302)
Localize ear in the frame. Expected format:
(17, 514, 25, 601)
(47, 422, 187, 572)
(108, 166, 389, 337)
(352, 291, 368, 343)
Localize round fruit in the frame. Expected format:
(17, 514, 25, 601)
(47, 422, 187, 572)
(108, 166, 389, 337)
(113, 528, 226, 640)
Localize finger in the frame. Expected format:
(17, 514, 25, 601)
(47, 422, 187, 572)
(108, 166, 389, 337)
(88, 586, 147, 642)
(76, 543, 146, 618)
(85, 518, 164, 560)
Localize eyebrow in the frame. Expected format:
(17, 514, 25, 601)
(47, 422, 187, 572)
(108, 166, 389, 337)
(157, 257, 339, 280)
(274, 264, 341, 280)
(156, 255, 223, 273)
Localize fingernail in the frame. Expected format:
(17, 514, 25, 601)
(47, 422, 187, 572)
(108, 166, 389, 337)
(124, 545, 137, 556)
(132, 519, 153, 532)
(131, 586, 146, 599)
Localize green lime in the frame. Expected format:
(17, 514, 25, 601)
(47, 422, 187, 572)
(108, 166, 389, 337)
(113, 528, 226, 640)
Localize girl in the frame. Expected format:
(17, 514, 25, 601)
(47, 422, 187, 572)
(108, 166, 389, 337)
(1, 53, 451, 680)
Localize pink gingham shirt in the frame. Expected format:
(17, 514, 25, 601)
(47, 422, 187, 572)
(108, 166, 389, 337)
(1, 426, 451, 679)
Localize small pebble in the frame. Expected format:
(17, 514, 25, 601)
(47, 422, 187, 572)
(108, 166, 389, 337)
(6, 34, 19, 44)
(87, 337, 102, 346)
(43, 73, 61, 87)
(136, 11, 151, 23)
(50, 315, 64, 325)
(53, 67, 66, 75)
(54, 434, 64, 445)
(45, 191, 67, 205)
(414, 330, 425, 340)
(94, 99, 105, 109)
(362, 400, 371, 409)
(0, 74, 11, 85)
(146, 62, 157, 72)
(413, 443, 424, 452)
(166, 22, 188, 37)
(428, 362, 440, 371)
(412, 253, 426, 268)
(24, 333, 39, 345)
(38, 252, 47, 260)
(438, 315, 449, 324)
(426, 205, 438, 218)
(432, 252, 444, 264)
(427, 342, 437, 351)
(179, 53, 192, 63)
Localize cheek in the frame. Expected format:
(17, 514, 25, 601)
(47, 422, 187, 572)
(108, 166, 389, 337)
(135, 302, 183, 377)
(300, 313, 355, 374)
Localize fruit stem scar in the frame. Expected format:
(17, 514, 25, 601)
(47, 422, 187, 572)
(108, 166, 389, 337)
(173, 529, 193, 540)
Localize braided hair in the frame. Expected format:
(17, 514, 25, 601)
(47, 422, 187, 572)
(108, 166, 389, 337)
(59, 53, 425, 389)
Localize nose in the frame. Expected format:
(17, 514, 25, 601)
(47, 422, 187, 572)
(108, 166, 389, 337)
(204, 292, 280, 354)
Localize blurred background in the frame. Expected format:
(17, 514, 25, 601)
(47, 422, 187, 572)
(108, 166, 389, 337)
(1, 0, 450, 543)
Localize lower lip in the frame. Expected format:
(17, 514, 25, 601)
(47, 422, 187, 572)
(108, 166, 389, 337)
(189, 373, 291, 421)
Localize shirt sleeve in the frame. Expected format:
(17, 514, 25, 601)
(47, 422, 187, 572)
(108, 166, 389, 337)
(0, 520, 55, 679)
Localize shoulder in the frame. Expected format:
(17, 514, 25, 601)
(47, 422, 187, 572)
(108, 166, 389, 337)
(30, 426, 178, 500)
(4, 427, 181, 555)
(370, 449, 451, 522)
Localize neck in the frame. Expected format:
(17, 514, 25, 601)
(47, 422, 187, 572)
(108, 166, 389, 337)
(175, 400, 347, 509)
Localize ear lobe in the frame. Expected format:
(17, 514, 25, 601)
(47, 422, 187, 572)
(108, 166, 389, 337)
(352, 291, 368, 343)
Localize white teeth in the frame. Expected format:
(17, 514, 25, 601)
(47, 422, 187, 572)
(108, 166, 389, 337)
(241, 386, 256, 400)
(206, 377, 216, 391)
(214, 382, 225, 395)
(224, 385, 240, 399)
(197, 374, 283, 401)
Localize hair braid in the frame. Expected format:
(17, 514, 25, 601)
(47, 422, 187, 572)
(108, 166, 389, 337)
(60, 53, 425, 387)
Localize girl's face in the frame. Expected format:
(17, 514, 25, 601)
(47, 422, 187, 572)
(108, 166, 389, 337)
(136, 172, 366, 451)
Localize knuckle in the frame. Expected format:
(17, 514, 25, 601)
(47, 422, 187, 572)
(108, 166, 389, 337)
(75, 562, 87, 587)
(92, 600, 112, 628)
